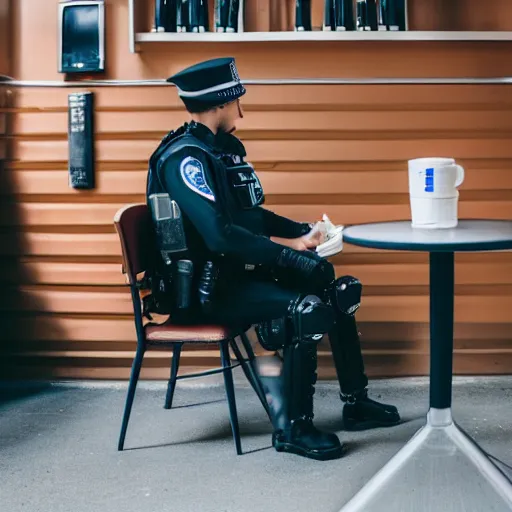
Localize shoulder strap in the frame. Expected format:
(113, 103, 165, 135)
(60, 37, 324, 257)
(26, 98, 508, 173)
(156, 135, 215, 168)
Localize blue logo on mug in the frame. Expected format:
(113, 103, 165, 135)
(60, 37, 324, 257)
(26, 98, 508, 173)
(425, 168, 434, 192)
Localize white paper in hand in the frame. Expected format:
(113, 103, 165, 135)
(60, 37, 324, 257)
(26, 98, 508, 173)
(316, 214, 344, 258)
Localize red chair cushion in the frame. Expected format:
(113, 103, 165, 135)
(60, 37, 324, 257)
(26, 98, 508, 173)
(146, 323, 234, 343)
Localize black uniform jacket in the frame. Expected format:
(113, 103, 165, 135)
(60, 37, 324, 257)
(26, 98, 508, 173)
(146, 122, 311, 270)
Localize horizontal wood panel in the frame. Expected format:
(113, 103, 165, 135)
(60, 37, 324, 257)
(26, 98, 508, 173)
(5, 2, 512, 382)
(11, 85, 512, 111)
(0, 233, 121, 256)
(2, 201, 511, 228)
(2, 231, 512, 259)
(260, 169, 512, 194)
(1, 350, 511, 380)
(0, 261, 126, 285)
(2, 261, 512, 286)
(6, 347, 512, 361)
(0, 232, 390, 256)
(3, 317, 511, 343)
(2, 316, 510, 377)
(0, 289, 132, 314)
(6, 159, 512, 173)
(2, 289, 511, 323)
(7, 337, 512, 355)
(11, 138, 512, 163)
(5, 168, 512, 196)
(13, 110, 512, 136)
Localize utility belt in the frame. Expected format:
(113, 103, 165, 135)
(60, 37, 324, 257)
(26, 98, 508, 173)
(139, 258, 222, 322)
(140, 257, 269, 323)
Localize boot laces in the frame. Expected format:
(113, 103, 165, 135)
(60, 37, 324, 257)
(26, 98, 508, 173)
(340, 388, 368, 404)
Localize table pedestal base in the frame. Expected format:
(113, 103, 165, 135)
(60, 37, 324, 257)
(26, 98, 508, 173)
(339, 408, 512, 512)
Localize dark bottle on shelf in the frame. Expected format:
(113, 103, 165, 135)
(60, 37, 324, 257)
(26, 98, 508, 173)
(227, 0, 240, 32)
(336, 0, 355, 31)
(215, 0, 230, 32)
(198, 0, 209, 32)
(396, 0, 407, 31)
(188, 0, 200, 32)
(323, 0, 334, 31)
(188, 0, 208, 32)
(177, 0, 190, 32)
(295, 0, 312, 31)
(377, 0, 386, 30)
(366, 0, 378, 30)
(155, 0, 177, 32)
(357, 0, 378, 31)
(383, 0, 400, 31)
(155, 0, 164, 32)
(356, 0, 368, 31)
(166, 0, 178, 32)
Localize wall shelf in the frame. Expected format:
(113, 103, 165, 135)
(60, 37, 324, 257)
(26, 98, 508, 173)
(134, 30, 512, 45)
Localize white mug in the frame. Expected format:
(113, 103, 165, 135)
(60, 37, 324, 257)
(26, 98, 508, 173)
(410, 196, 459, 229)
(408, 157, 465, 199)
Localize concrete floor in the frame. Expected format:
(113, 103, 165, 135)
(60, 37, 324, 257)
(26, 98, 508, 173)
(0, 374, 511, 512)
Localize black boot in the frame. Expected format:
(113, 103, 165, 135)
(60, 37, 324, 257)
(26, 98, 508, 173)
(341, 388, 400, 431)
(326, 296, 401, 431)
(272, 418, 343, 461)
(261, 342, 344, 461)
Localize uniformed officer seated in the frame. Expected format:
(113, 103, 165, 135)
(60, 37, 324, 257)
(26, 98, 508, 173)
(145, 57, 400, 461)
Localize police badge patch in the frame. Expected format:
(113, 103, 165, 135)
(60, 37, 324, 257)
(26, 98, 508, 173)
(180, 156, 215, 202)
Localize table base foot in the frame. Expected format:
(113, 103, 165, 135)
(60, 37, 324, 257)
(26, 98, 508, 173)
(338, 408, 512, 512)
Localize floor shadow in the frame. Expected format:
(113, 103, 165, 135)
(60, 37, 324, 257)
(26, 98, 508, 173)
(170, 398, 226, 409)
(0, 86, 66, 388)
(0, 382, 53, 405)
(122, 414, 274, 453)
(124, 437, 273, 456)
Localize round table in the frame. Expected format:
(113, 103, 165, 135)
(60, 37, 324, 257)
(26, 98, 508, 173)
(338, 220, 512, 512)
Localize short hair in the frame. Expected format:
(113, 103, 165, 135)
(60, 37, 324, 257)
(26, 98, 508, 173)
(183, 98, 235, 114)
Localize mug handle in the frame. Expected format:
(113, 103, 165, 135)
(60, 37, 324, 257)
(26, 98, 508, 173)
(455, 165, 465, 187)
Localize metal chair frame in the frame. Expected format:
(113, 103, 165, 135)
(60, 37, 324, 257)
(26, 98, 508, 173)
(114, 203, 270, 455)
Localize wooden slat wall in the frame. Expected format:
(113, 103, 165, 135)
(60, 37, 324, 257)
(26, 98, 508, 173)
(1, 0, 512, 380)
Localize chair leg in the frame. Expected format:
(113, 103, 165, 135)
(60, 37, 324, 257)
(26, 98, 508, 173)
(164, 343, 183, 410)
(230, 338, 271, 420)
(238, 333, 273, 415)
(239, 332, 257, 364)
(118, 346, 145, 451)
(220, 340, 242, 455)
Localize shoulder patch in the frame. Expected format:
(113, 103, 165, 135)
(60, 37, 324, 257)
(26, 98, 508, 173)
(179, 156, 215, 202)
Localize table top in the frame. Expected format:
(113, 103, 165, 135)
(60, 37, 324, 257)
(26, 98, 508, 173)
(342, 220, 512, 252)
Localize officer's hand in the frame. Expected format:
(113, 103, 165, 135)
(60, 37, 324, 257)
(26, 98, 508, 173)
(271, 236, 309, 251)
(291, 237, 309, 251)
(301, 222, 326, 249)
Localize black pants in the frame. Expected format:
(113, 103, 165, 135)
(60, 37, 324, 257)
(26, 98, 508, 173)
(207, 274, 368, 395)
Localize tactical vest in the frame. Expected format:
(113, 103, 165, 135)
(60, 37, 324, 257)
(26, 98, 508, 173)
(143, 125, 264, 323)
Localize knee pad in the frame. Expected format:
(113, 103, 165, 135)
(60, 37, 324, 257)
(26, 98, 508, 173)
(256, 317, 287, 352)
(288, 294, 335, 342)
(255, 295, 335, 351)
(329, 276, 362, 315)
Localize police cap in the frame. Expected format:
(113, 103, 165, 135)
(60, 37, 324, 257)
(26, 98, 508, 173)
(167, 57, 246, 113)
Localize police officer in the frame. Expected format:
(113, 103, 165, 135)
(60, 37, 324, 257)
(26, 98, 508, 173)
(146, 57, 400, 461)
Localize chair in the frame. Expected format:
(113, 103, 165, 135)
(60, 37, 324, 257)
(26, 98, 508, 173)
(114, 203, 270, 455)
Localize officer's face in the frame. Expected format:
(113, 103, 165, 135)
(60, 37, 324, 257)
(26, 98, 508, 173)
(218, 99, 243, 134)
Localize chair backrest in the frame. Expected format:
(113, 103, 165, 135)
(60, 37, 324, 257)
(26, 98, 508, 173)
(114, 203, 158, 285)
